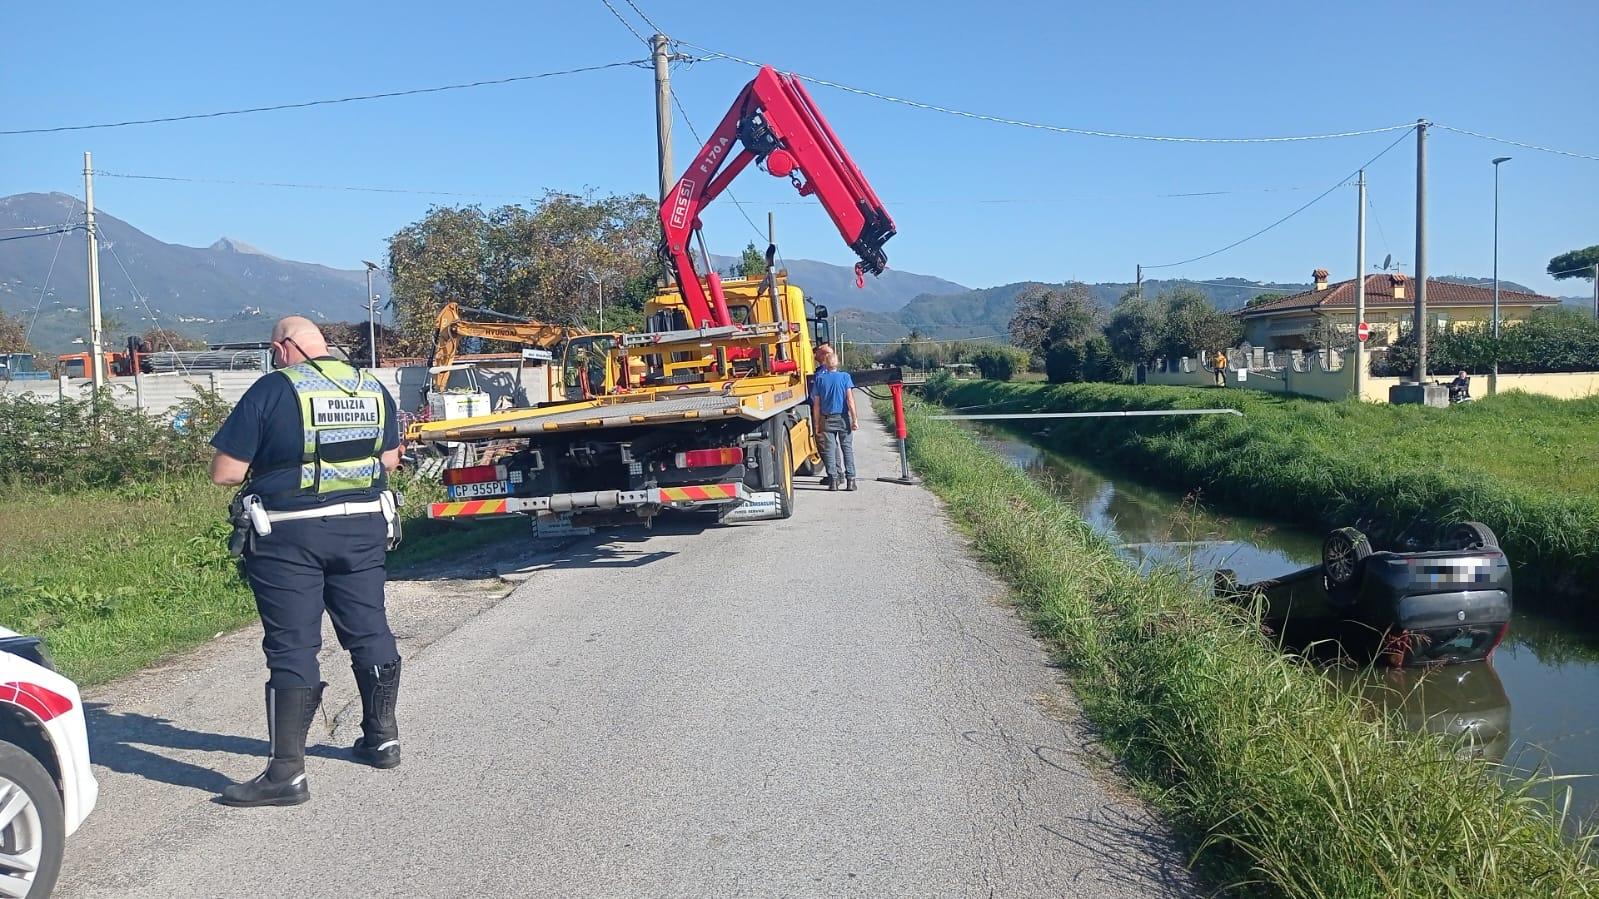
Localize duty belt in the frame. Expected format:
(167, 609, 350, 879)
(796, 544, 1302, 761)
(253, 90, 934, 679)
(232, 492, 403, 555)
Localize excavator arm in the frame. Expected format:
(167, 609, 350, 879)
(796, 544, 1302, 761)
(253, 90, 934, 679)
(427, 302, 580, 396)
(661, 65, 895, 330)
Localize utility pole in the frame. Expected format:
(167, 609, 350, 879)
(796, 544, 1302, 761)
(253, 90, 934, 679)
(1491, 156, 1511, 395)
(362, 261, 380, 368)
(1593, 263, 1598, 320)
(1354, 169, 1366, 401)
(83, 151, 105, 391)
(1135, 264, 1143, 299)
(1412, 120, 1428, 385)
(652, 33, 673, 205)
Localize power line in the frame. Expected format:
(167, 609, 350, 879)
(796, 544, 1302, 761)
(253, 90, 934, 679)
(1548, 264, 1598, 277)
(758, 184, 1322, 206)
(23, 203, 83, 341)
(1432, 124, 1599, 163)
(0, 59, 650, 136)
(1142, 127, 1415, 270)
(0, 228, 80, 242)
(94, 170, 534, 200)
(623, 0, 664, 35)
(678, 42, 1416, 145)
(598, 0, 648, 44)
(98, 233, 191, 368)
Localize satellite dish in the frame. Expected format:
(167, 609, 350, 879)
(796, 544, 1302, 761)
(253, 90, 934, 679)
(1381, 254, 1393, 271)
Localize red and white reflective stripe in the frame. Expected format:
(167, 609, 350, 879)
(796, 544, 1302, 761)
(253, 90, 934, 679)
(0, 681, 74, 722)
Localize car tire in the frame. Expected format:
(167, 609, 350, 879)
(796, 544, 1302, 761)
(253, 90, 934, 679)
(1446, 521, 1499, 551)
(1322, 527, 1372, 589)
(0, 740, 64, 899)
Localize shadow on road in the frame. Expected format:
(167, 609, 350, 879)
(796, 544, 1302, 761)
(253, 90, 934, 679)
(85, 702, 351, 795)
(1039, 803, 1195, 898)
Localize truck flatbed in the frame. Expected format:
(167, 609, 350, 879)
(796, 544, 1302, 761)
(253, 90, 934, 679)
(413, 384, 803, 443)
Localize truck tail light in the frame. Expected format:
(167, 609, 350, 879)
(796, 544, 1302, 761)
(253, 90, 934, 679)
(443, 464, 505, 486)
(674, 447, 743, 469)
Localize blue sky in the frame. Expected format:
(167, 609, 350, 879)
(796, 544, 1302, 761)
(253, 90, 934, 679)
(3, 1, 1595, 297)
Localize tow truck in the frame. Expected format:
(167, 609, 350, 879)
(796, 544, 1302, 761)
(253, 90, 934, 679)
(408, 63, 896, 536)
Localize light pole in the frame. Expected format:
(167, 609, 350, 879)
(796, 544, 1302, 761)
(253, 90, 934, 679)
(1491, 157, 1510, 392)
(585, 271, 603, 326)
(362, 260, 380, 368)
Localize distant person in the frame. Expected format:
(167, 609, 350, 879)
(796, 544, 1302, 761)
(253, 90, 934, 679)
(208, 316, 405, 807)
(1211, 350, 1227, 387)
(1450, 369, 1471, 403)
(810, 348, 858, 491)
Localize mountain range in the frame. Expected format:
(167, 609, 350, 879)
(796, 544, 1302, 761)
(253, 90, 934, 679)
(1, 191, 1585, 353)
(0, 192, 388, 354)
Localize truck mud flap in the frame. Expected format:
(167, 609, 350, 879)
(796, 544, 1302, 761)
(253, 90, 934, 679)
(720, 490, 783, 522)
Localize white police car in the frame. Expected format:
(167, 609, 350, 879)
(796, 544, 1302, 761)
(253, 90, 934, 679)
(0, 628, 97, 897)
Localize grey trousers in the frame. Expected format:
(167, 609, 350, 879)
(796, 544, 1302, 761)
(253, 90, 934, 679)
(820, 413, 855, 481)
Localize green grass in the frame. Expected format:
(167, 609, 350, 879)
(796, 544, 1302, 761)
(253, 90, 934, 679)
(0, 479, 255, 686)
(889, 394, 1598, 898)
(926, 380, 1599, 613)
(0, 472, 523, 686)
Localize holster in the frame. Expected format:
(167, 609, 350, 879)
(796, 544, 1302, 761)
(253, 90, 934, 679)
(380, 489, 404, 552)
(226, 492, 254, 559)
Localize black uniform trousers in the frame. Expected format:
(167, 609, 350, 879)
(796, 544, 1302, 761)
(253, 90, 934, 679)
(242, 512, 399, 690)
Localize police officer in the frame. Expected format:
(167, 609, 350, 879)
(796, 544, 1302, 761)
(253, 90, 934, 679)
(209, 316, 404, 807)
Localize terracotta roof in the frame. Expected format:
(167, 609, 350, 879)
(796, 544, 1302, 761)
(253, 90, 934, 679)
(1237, 275, 1559, 318)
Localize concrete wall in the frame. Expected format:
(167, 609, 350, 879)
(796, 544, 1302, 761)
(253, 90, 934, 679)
(1151, 353, 1599, 404)
(0, 361, 553, 417)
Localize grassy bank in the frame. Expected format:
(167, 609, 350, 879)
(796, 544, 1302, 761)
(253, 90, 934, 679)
(888, 395, 1597, 897)
(0, 473, 519, 686)
(927, 380, 1599, 612)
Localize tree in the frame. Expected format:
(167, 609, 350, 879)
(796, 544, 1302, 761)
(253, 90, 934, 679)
(1246, 292, 1286, 308)
(0, 312, 34, 355)
(1157, 289, 1241, 359)
(1008, 283, 1097, 358)
(137, 327, 207, 352)
(1548, 245, 1599, 281)
(386, 191, 662, 354)
(321, 321, 401, 364)
(735, 242, 768, 279)
(970, 345, 1029, 381)
(1104, 293, 1165, 365)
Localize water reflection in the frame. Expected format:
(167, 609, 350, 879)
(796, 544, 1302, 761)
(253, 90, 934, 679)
(980, 426, 1599, 822)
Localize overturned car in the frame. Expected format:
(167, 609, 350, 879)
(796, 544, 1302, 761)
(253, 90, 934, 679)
(1214, 522, 1512, 667)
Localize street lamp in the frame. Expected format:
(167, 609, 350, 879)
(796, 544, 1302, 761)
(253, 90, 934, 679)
(362, 260, 380, 368)
(1491, 157, 1511, 389)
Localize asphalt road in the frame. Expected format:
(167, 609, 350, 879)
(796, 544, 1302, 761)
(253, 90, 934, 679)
(58, 405, 1194, 898)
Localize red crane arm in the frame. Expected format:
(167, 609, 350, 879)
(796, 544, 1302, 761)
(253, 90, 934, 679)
(660, 65, 896, 329)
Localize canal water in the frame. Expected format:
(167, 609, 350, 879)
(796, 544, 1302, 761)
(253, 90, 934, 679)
(980, 428, 1599, 824)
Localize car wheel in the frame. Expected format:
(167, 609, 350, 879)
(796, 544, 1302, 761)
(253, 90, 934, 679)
(1445, 521, 1499, 551)
(1212, 568, 1239, 597)
(1322, 527, 1372, 589)
(0, 741, 63, 898)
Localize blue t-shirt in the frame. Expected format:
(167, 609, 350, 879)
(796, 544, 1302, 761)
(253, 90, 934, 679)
(210, 359, 400, 510)
(810, 369, 855, 416)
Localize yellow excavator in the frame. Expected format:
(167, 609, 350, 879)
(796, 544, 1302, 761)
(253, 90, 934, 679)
(426, 301, 581, 398)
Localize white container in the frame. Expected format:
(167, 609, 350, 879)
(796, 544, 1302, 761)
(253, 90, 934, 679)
(430, 392, 491, 421)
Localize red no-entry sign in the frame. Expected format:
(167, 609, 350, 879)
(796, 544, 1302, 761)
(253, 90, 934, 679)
(1357, 322, 1371, 343)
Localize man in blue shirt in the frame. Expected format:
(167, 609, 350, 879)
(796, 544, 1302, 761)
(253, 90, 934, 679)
(809, 346, 858, 491)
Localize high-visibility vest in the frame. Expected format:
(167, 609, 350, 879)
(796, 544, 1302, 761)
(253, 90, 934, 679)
(278, 359, 388, 496)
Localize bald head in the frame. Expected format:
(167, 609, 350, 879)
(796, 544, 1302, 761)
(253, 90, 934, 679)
(272, 317, 329, 353)
(269, 317, 329, 368)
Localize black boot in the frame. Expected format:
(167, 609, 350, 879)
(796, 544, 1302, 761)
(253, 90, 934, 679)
(352, 659, 401, 769)
(219, 682, 324, 807)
